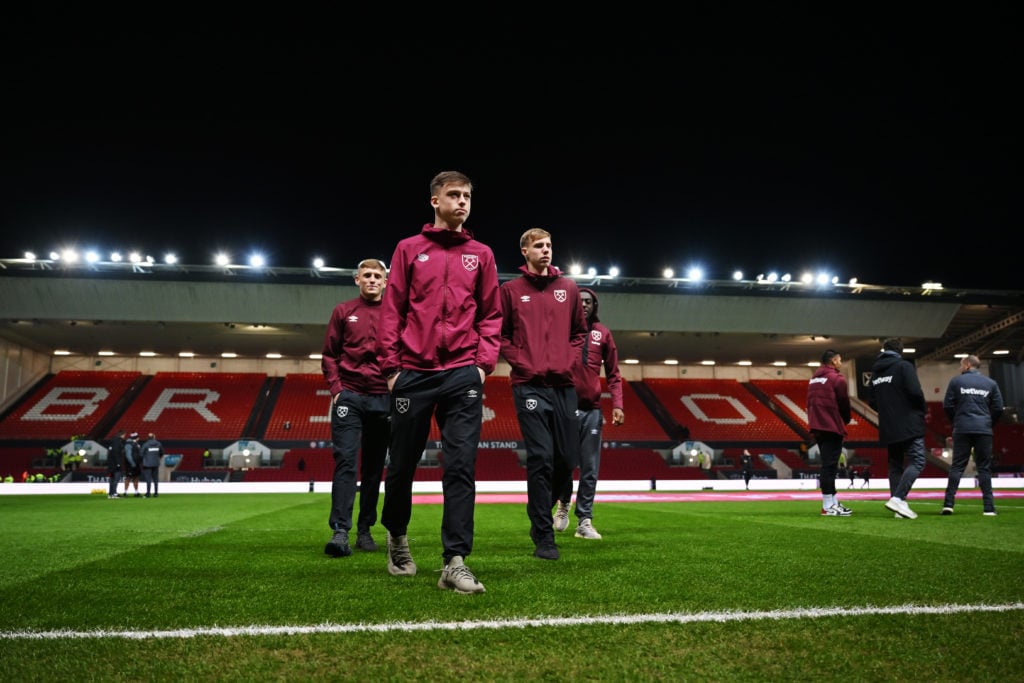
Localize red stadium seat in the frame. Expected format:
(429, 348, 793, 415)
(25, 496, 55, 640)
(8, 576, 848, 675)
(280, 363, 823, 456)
(0, 371, 141, 440)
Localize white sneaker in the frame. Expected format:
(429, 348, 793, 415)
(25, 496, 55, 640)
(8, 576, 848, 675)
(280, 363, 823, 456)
(437, 556, 485, 594)
(386, 532, 417, 576)
(553, 501, 570, 532)
(575, 518, 602, 539)
(885, 496, 917, 520)
(821, 504, 852, 517)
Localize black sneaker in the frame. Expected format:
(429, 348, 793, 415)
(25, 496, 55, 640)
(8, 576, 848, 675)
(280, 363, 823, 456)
(324, 530, 352, 557)
(355, 531, 378, 552)
(533, 541, 560, 560)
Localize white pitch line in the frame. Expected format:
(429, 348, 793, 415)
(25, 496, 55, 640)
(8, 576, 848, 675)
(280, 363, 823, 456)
(3, 602, 1022, 640)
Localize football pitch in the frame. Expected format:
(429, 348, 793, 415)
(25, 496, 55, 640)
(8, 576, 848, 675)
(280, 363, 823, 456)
(1, 489, 1021, 681)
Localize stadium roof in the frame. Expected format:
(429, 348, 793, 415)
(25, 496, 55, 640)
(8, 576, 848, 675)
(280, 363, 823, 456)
(1, 258, 1023, 366)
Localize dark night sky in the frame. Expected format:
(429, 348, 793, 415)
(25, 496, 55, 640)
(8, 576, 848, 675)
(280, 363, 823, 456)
(2, 7, 1020, 289)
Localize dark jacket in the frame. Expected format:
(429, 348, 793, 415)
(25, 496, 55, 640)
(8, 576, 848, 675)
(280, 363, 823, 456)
(570, 288, 624, 411)
(500, 265, 587, 387)
(943, 368, 1004, 435)
(123, 439, 139, 473)
(106, 434, 125, 473)
(322, 296, 388, 396)
(869, 350, 926, 444)
(377, 224, 502, 377)
(141, 437, 164, 469)
(806, 364, 850, 437)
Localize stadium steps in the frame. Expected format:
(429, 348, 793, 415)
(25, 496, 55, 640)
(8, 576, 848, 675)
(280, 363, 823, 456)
(629, 381, 686, 440)
(742, 381, 810, 442)
(0, 372, 52, 422)
(89, 374, 152, 441)
(243, 376, 282, 439)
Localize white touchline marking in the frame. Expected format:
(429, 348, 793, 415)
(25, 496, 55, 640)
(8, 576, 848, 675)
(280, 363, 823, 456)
(3, 602, 1021, 640)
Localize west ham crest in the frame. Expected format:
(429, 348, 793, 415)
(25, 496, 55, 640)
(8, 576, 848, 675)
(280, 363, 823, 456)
(396, 397, 410, 414)
(525, 398, 538, 411)
(335, 405, 349, 419)
(462, 254, 479, 271)
(554, 289, 567, 302)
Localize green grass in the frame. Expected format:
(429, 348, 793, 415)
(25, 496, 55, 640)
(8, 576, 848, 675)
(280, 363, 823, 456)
(0, 492, 1022, 681)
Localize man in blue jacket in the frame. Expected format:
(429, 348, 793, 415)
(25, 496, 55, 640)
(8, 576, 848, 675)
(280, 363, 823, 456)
(869, 338, 926, 519)
(941, 354, 1004, 516)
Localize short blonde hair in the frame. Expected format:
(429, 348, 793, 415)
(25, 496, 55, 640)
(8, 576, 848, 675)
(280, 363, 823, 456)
(356, 258, 388, 274)
(519, 228, 551, 249)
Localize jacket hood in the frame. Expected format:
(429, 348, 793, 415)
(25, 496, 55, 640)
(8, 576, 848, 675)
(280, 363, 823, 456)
(579, 287, 600, 323)
(874, 350, 901, 373)
(518, 264, 563, 288)
(422, 223, 474, 245)
(812, 364, 836, 380)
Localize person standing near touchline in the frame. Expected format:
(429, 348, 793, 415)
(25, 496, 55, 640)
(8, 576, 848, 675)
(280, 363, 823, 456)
(106, 429, 126, 499)
(500, 228, 588, 560)
(122, 432, 142, 497)
(807, 349, 852, 516)
(140, 432, 164, 498)
(740, 449, 754, 491)
(321, 258, 391, 558)
(553, 286, 623, 540)
(870, 337, 926, 520)
(377, 170, 501, 594)
(941, 354, 1004, 516)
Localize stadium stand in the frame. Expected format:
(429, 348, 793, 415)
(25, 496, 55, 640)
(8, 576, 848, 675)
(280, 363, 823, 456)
(595, 448, 708, 481)
(748, 379, 880, 442)
(0, 370, 142, 440)
(642, 378, 802, 442)
(262, 374, 332, 442)
(611, 379, 673, 442)
(994, 422, 1024, 471)
(923, 402, 952, 448)
(0, 446, 62, 479)
(109, 372, 268, 441)
(8, 366, 1018, 487)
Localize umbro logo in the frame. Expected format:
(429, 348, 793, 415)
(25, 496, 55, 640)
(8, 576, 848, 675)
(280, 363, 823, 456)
(467, 389, 478, 399)
(520, 295, 531, 303)
(347, 315, 359, 323)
